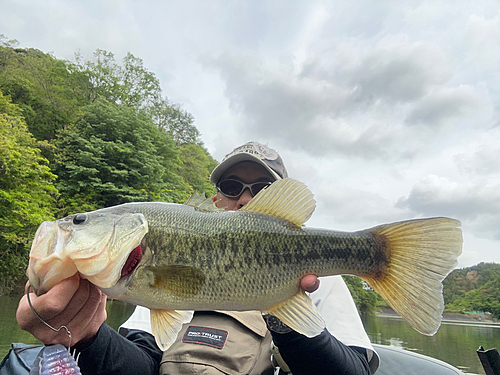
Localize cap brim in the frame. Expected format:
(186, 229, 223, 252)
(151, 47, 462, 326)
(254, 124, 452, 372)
(210, 154, 281, 183)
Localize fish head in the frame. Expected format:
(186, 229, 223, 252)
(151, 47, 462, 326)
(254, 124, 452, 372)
(28, 210, 148, 294)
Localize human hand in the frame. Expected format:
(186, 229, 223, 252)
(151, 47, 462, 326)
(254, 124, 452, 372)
(300, 274, 320, 293)
(16, 274, 107, 347)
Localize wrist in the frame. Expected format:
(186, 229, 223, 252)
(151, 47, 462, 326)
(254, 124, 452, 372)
(71, 326, 102, 352)
(262, 314, 292, 334)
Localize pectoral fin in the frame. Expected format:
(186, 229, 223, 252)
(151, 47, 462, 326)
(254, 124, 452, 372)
(264, 291, 325, 337)
(150, 309, 194, 350)
(149, 265, 205, 298)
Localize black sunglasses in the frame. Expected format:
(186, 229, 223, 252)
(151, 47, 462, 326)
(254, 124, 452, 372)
(216, 179, 273, 198)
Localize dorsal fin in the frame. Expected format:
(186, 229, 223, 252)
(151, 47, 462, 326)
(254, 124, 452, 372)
(184, 192, 222, 212)
(240, 178, 316, 226)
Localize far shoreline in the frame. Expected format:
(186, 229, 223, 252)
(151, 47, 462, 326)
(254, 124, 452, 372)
(376, 308, 499, 324)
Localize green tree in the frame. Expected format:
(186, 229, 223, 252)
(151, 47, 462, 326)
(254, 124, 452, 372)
(0, 34, 20, 48)
(153, 98, 200, 145)
(71, 49, 121, 104)
(0, 40, 221, 291)
(343, 276, 381, 315)
(443, 262, 500, 305)
(119, 52, 162, 113)
(446, 276, 500, 319)
(179, 143, 218, 195)
(72, 50, 202, 145)
(54, 100, 191, 213)
(0, 45, 87, 142)
(0, 42, 205, 148)
(0, 92, 57, 293)
(73, 50, 161, 114)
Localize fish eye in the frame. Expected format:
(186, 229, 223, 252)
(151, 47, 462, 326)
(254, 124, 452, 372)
(73, 213, 88, 225)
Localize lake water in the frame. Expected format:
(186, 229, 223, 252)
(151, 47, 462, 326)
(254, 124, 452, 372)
(1, 295, 498, 374)
(361, 314, 499, 374)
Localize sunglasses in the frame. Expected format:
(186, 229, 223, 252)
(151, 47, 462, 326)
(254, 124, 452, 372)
(216, 179, 273, 198)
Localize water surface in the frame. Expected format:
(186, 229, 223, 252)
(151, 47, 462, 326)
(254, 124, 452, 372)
(1, 294, 498, 374)
(362, 314, 499, 374)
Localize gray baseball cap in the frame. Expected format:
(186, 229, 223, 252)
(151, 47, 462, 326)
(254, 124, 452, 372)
(210, 141, 288, 183)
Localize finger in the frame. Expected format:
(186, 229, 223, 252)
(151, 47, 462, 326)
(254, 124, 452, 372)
(36, 279, 92, 345)
(45, 278, 92, 326)
(29, 274, 82, 321)
(24, 281, 30, 294)
(17, 276, 79, 332)
(22, 281, 104, 346)
(17, 290, 70, 344)
(65, 284, 107, 343)
(16, 275, 83, 343)
(301, 274, 320, 293)
(70, 291, 107, 343)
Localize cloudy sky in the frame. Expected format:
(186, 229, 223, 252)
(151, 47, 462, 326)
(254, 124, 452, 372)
(2, 0, 499, 268)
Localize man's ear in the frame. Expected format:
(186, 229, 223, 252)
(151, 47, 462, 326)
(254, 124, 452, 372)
(212, 195, 217, 202)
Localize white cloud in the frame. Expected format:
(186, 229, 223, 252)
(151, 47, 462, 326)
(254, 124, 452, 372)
(454, 128, 500, 177)
(398, 175, 497, 215)
(341, 35, 452, 105)
(406, 85, 483, 126)
(205, 35, 461, 160)
(464, 12, 500, 69)
(397, 175, 500, 242)
(456, 147, 500, 177)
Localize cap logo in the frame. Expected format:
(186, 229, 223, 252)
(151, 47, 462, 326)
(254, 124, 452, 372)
(225, 142, 279, 161)
(254, 143, 279, 160)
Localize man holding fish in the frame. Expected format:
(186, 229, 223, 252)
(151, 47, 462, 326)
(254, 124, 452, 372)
(17, 141, 462, 374)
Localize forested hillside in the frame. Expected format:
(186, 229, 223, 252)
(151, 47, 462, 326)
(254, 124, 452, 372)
(0, 36, 217, 293)
(443, 262, 500, 319)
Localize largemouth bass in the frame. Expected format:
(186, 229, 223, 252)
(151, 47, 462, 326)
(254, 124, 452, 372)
(28, 178, 462, 350)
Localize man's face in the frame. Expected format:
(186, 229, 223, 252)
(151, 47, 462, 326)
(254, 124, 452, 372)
(215, 161, 275, 211)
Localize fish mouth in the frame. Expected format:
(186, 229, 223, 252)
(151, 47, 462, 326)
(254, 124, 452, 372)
(121, 244, 142, 277)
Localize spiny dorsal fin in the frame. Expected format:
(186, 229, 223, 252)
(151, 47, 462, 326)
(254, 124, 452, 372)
(184, 192, 222, 212)
(240, 178, 316, 226)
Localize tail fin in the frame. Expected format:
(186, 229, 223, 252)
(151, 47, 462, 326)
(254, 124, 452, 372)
(363, 217, 462, 336)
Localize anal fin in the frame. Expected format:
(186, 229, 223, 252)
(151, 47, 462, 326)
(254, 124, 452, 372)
(264, 291, 325, 338)
(150, 309, 194, 350)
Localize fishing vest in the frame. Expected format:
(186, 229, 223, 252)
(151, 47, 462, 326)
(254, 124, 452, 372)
(160, 311, 275, 375)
